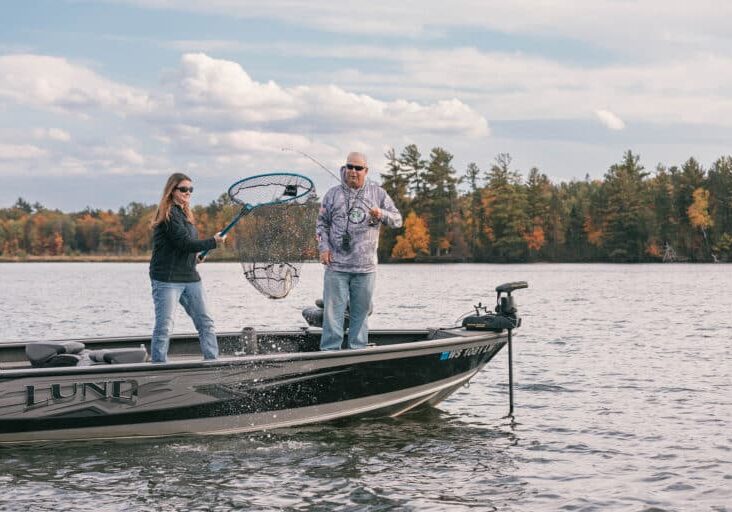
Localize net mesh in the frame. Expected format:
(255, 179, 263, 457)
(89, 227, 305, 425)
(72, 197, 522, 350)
(228, 174, 317, 299)
(243, 262, 297, 300)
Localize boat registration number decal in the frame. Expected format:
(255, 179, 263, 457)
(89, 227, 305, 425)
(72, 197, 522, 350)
(440, 345, 490, 360)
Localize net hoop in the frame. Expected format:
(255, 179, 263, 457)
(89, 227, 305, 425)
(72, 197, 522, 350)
(227, 172, 314, 208)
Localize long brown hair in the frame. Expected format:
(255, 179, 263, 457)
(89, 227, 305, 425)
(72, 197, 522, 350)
(151, 172, 196, 228)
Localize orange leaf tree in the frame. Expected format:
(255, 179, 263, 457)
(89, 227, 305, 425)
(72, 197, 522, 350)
(687, 188, 712, 231)
(391, 211, 430, 260)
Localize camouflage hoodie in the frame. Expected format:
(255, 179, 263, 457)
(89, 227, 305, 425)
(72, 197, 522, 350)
(316, 175, 402, 273)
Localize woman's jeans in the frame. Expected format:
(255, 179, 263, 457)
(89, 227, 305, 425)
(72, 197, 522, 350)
(320, 269, 375, 351)
(151, 279, 218, 362)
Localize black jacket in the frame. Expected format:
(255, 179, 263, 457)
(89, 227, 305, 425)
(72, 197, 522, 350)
(149, 205, 217, 282)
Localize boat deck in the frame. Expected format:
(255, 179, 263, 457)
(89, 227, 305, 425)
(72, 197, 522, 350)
(0, 328, 449, 371)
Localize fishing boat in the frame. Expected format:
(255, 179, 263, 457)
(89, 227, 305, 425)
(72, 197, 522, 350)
(0, 282, 527, 444)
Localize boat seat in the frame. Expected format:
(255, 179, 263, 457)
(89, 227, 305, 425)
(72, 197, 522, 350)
(88, 348, 148, 365)
(302, 299, 372, 328)
(26, 341, 86, 368)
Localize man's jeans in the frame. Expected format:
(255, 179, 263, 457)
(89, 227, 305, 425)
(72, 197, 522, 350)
(320, 269, 375, 351)
(151, 279, 218, 362)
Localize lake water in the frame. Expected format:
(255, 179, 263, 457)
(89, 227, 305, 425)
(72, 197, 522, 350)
(0, 263, 729, 511)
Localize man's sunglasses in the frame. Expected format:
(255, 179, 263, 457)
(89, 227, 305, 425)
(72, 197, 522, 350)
(346, 164, 366, 171)
(175, 186, 194, 193)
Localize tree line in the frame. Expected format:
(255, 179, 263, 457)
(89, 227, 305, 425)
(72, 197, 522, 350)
(2, 147, 731, 262)
(378, 146, 731, 263)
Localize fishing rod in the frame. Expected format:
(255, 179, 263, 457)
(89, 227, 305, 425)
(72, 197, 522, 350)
(281, 147, 343, 184)
(281, 147, 374, 210)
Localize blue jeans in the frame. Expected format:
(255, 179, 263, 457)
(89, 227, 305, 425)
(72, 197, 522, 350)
(151, 279, 218, 362)
(320, 269, 375, 350)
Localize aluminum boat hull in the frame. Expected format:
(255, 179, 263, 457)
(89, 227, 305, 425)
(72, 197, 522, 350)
(0, 328, 507, 444)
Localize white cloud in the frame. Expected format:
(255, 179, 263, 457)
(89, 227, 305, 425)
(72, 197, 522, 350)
(2, 38, 730, 187)
(33, 128, 72, 142)
(4, 1, 732, 209)
(163, 126, 315, 160)
(57, 157, 92, 176)
(156, 42, 732, 129)
(172, 53, 296, 121)
(0, 54, 155, 115)
(105, 147, 145, 166)
(0, 143, 47, 160)
(0, 131, 157, 177)
(167, 53, 489, 137)
(205, 130, 313, 153)
(48, 128, 72, 141)
(104, 1, 732, 58)
(308, 46, 732, 127)
(371, 97, 489, 136)
(595, 110, 625, 131)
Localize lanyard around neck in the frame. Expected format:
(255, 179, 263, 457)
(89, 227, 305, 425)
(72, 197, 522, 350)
(343, 183, 365, 213)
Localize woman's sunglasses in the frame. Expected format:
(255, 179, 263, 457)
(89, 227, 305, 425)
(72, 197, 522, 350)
(346, 164, 366, 171)
(175, 186, 194, 193)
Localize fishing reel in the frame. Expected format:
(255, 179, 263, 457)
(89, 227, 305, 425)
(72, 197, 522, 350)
(461, 281, 528, 331)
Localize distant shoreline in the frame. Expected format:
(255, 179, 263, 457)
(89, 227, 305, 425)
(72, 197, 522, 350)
(0, 255, 721, 264)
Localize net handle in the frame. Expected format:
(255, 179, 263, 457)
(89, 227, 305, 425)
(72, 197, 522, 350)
(198, 205, 252, 260)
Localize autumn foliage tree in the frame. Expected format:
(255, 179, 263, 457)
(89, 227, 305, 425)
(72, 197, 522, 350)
(391, 211, 430, 260)
(688, 187, 714, 259)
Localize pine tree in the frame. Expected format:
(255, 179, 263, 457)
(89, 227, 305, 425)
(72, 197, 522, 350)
(648, 164, 676, 258)
(482, 153, 529, 261)
(398, 144, 427, 203)
(381, 148, 411, 213)
(463, 162, 483, 259)
(602, 150, 651, 261)
(421, 147, 459, 256)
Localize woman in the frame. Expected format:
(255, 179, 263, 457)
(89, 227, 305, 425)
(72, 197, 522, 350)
(149, 173, 225, 363)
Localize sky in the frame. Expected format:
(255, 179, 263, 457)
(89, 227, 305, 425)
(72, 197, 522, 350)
(2, 0, 732, 211)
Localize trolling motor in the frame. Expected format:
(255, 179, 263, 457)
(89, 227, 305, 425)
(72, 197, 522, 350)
(461, 281, 527, 332)
(461, 281, 528, 417)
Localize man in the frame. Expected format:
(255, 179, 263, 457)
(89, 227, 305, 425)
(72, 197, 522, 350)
(316, 151, 402, 350)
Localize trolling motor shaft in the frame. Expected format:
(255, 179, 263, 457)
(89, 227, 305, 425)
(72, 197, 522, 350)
(462, 281, 528, 417)
(498, 281, 528, 417)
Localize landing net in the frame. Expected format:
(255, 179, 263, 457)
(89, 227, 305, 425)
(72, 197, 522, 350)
(227, 173, 317, 299)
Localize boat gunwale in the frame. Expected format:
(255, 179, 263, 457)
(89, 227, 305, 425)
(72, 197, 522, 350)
(0, 328, 506, 378)
(0, 328, 432, 349)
